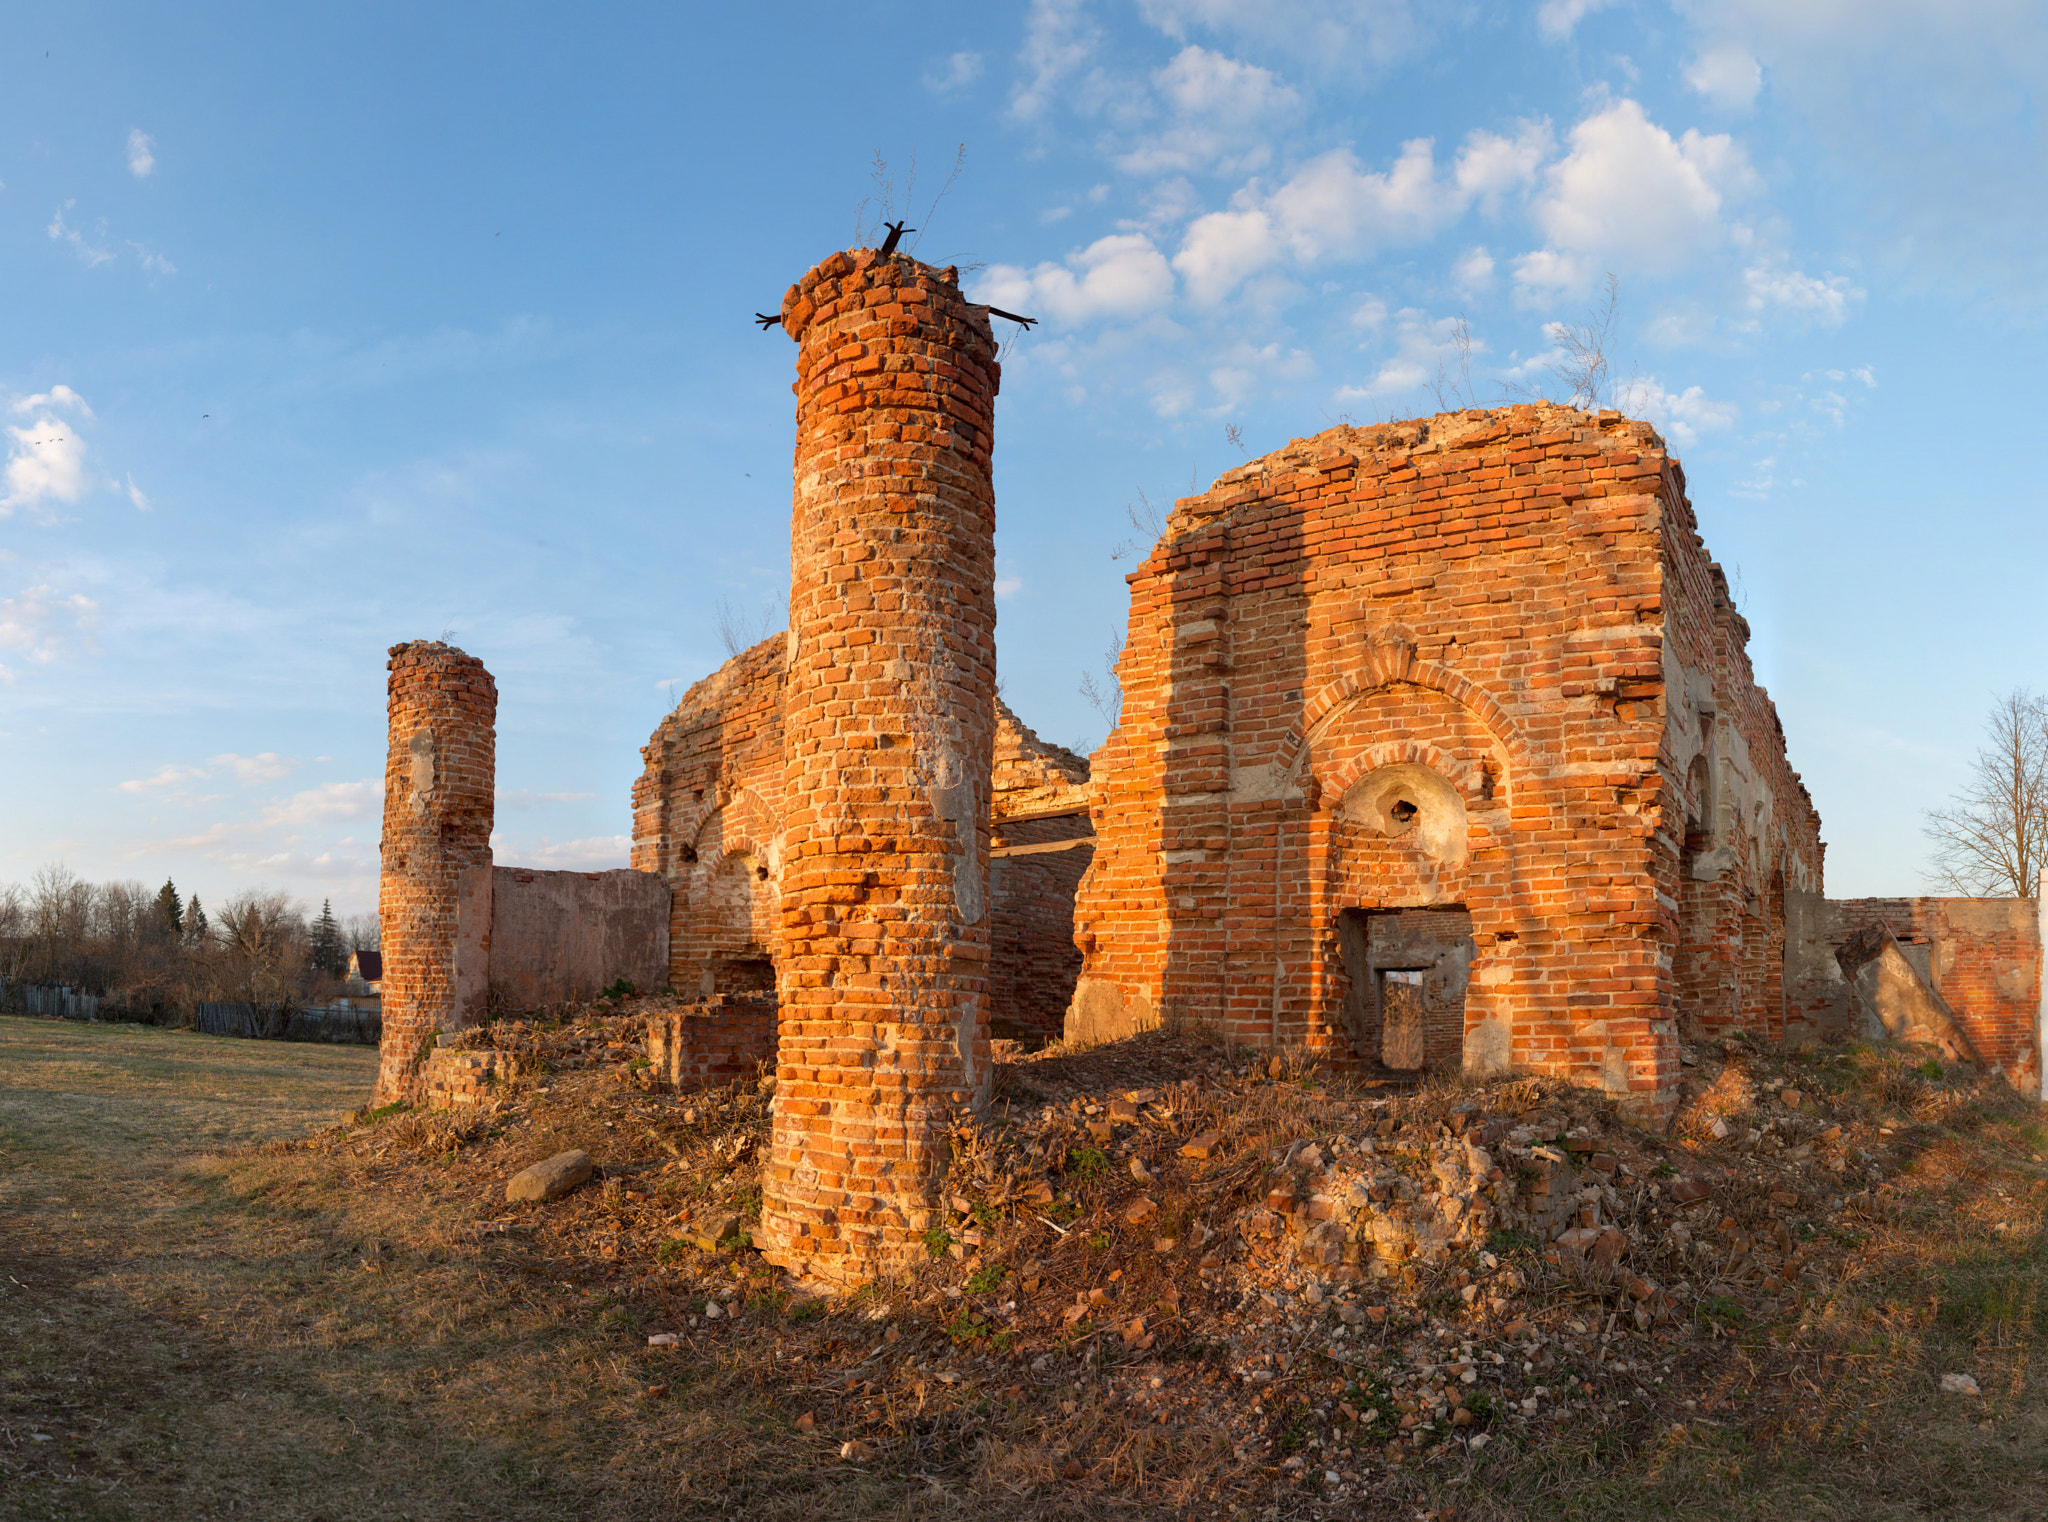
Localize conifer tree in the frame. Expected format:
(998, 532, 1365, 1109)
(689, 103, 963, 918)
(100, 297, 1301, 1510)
(311, 899, 343, 975)
(155, 878, 183, 939)
(186, 895, 210, 948)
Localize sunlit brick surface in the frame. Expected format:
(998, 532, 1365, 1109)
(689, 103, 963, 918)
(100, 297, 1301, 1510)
(374, 641, 496, 1103)
(1069, 406, 1825, 1120)
(758, 248, 1002, 1281)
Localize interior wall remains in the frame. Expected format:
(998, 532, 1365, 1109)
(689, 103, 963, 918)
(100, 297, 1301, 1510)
(1785, 891, 2042, 1096)
(632, 645, 1092, 1036)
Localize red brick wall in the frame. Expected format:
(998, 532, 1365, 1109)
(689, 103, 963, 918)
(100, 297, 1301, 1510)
(375, 641, 496, 1102)
(647, 995, 779, 1093)
(1787, 894, 2040, 1091)
(759, 248, 1002, 1282)
(1069, 405, 1825, 1120)
(632, 634, 787, 996)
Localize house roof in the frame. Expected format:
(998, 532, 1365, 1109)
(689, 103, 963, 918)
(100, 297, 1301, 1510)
(349, 949, 384, 981)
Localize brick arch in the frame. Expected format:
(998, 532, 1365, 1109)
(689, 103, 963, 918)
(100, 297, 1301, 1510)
(680, 786, 781, 877)
(1314, 740, 1488, 809)
(1276, 642, 1529, 783)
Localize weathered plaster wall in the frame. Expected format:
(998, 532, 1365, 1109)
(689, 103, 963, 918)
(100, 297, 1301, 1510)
(375, 641, 496, 1103)
(1786, 891, 2041, 1096)
(479, 866, 671, 1009)
(1068, 404, 1825, 1119)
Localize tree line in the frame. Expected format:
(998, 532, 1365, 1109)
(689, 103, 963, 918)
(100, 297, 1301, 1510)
(0, 864, 378, 1023)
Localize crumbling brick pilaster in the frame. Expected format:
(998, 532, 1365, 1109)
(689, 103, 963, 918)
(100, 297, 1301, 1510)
(374, 641, 496, 1103)
(758, 247, 1001, 1283)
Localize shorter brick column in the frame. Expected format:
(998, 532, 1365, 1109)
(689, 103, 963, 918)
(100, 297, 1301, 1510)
(374, 641, 496, 1103)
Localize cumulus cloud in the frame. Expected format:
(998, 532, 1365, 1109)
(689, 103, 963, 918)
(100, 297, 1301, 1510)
(1743, 262, 1863, 324)
(1119, 45, 1303, 174)
(1136, 0, 1425, 71)
(1515, 99, 1756, 295)
(1333, 306, 1485, 400)
(1684, 46, 1763, 110)
(3, 389, 93, 518)
(1452, 246, 1497, 293)
(119, 764, 209, 794)
(1614, 377, 1739, 447)
(1157, 44, 1297, 118)
(510, 835, 634, 870)
(212, 752, 301, 783)
(259, 780, 381, 827)
(924, 51, 984, 93)
(1536, 0, 1617, 40)
(1012, 0, 1104, 117)
(976, 233, 1177, 325)
(127, 129, 156, 177)
(1172, 127, 1548, 305)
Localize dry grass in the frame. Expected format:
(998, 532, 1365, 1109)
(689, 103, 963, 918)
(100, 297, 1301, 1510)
(2, 1014, 2045, 1521)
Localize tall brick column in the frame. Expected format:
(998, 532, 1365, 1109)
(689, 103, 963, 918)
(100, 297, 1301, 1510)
(760, 248, 1001, 1283)
(374, 641, 497, 1103)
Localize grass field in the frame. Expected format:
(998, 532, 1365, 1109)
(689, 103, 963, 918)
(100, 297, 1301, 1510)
(2, 1014, 2045, 1521)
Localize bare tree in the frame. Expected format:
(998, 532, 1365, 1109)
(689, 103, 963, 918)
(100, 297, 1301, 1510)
(342, 912, 381, 954)
(1079, 625, 1127, 740)
(1425, 315, 1478, 411)
(1924, 689, 2048, 897)
(714, 598, 783, 659)
(1548, 273, 1620, 409)
(1109, 490, 1165, 563)
(215, 889, 308, 1007)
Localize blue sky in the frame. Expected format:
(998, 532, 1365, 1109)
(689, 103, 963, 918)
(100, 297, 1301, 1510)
(3, 0, 2044, 919)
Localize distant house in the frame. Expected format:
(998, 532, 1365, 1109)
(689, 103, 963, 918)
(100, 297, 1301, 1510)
(344, 949, 383, 1004)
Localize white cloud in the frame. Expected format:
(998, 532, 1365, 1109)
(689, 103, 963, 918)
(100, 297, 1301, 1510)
(1684, 46, 1763, 110)
(1012, 0, 1103, 118)
(125, 474, 150, 511)
(1158, 44, 1296, 117)
(1742, 262, 1862, 324)
(1613, 377, 1739, 447)
(259, 780, 381, 827)
(1516, 99, 1757, 294)
(11, 386, 95, 419)
(977, 233, 1177, 325)
(1135, 0, 1425, 70)
(0, 584, 100, 670)
(994, 576, 1024, 599)
(1172, 127, 1548, 306)
(1452, 246, 1497, 293)
(119, 764, 209, 794)
(507, 835, 633, 870)
(1333, 306, 1484, 401)
(2, 393, 92, 518)
(1207, 339, 1316, 409)
(127, 129, 156, 178)
(1536, 0, 1617, 40)
(924, 51, 984, 93)
(47, 202, 115, 267)
(1453, 121, 1554, 210)
(1119, 45, 1302, 174)
(211, 752, 301, 783)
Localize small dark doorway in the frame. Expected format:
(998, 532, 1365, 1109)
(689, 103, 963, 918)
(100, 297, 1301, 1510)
(1336, 906, 1475, 1072)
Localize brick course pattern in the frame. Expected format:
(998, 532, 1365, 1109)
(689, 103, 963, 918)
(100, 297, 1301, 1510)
(758, 248, 1003, 1282)
(1068, 406, 1825, 1120)
(1787, 893, 2041, 1094)
(375, 641, 497, 1102)
(646, 993, 780, 1093)
(632, 629, 1092, 1035)
(421, 1049, 514, 1108)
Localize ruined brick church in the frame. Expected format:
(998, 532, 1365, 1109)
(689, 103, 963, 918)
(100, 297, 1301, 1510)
(374, 243, 2043, 1281)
